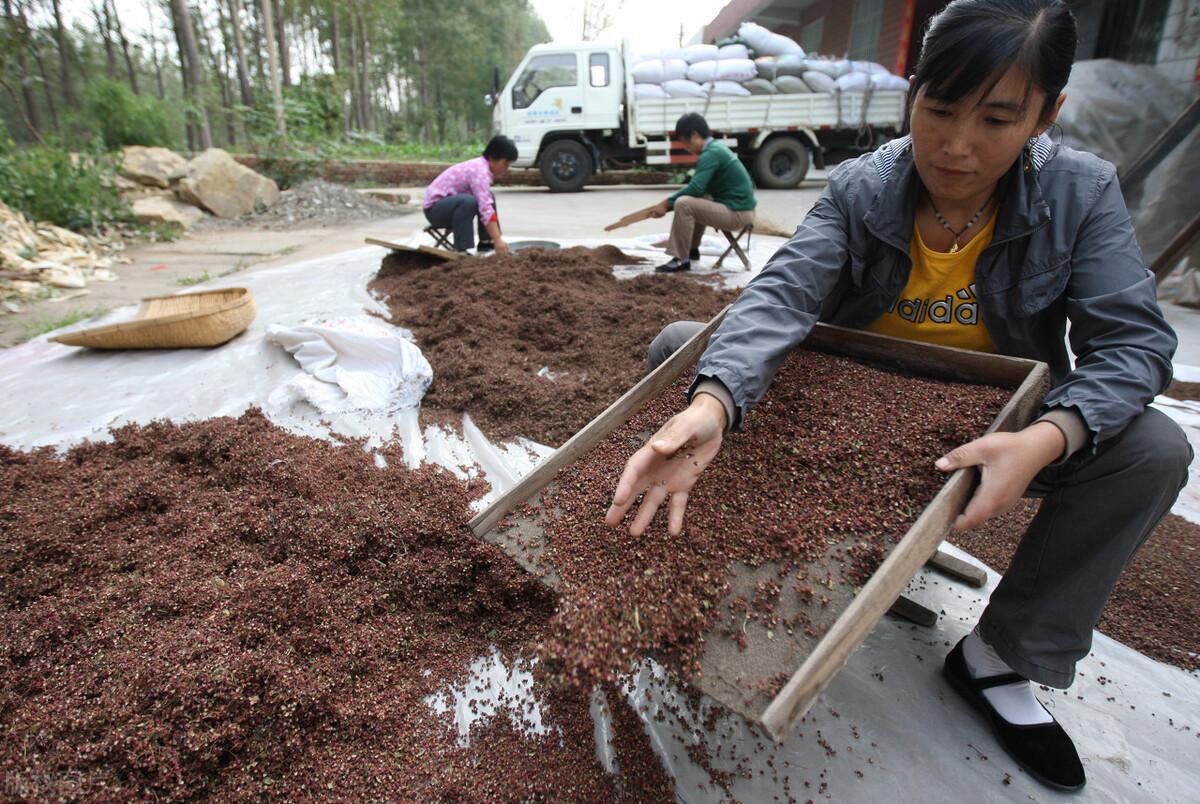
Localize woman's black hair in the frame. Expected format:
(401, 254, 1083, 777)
(483, 135, 519, 162)
(675, 113, 711, 140)
(911, 0, 1077, 121)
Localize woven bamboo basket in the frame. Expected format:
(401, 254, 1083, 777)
(51, 288, 256, 349)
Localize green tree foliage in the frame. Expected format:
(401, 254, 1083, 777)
(0, 133, 130, 230)
(84, 78, 181, 149)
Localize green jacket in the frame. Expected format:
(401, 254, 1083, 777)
(668, 140, 756, 211)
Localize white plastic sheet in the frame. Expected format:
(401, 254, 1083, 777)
(266, 315, 431, 413)
(2, 238, 1197, 802)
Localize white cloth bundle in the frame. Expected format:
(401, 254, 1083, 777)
(854, 61, 892, 76)
(631, 58, 689, 84)
(775, 75, 815, 94)
(801, 58, 846, 78)
(718, 43, 750, 60)
(873, 74, 910, 91)
(775, 53, 807, 77)
(634, 83, 670, 99)
(738, 21, 804, 57)
(742, 77, 779, 95)
(662, 79, 709, 98)
(835, 72, 874, 92)
(708, 80, 752, 97)
(687, 58, 758, 83)
(800, 71, 836, 93)
(682, 43, 720, 63)
(755, 56, 780, 79)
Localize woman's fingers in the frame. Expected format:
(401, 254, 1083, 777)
(605, 445, 658, 525)
(667, 491, 689, 536)
(630, 484, 669, 537)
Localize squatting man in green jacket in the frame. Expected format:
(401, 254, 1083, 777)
(651, 113, 757, 273)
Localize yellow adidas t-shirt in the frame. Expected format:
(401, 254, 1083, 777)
(866, 209, 998, 352)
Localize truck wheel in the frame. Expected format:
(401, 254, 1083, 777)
(539, 140, 593, 192)
(753, 137, 810, 189)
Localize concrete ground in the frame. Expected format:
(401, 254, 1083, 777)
(0, 179, 828, 349)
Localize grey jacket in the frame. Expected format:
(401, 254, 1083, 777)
(694, 134, 1177, 460)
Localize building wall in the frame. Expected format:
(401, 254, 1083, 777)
(1156, 0, 1200, 90)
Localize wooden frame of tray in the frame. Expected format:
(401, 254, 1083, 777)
(470, 310, 1050, 741)
(364, 237, 463, 261)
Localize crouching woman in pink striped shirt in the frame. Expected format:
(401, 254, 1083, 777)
(422, 136, 518, 254)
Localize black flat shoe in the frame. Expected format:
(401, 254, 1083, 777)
(655, 258, 691, 273)
(943, 638, 1085, 792)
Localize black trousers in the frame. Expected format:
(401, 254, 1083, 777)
(423, 193, 496, 251)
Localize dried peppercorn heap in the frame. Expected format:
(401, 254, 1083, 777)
(0, 411, 673, 800)
(369, 246, 737, 446)
(519, 349, 1012, 705)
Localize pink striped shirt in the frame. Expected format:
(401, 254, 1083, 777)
(422, 156, 497, 224)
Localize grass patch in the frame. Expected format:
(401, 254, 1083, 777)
(176, 272, 212, 287)
(21, 306, 110, 342)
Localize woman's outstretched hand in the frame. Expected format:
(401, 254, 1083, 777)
(935, 421, 1066, 531)
(605, 393, 727, 536)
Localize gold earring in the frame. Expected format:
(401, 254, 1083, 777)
(1024, 142, 1034, 173)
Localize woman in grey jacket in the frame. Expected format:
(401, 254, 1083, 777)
(605, 0, 1191, 792)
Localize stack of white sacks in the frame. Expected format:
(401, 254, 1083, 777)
(632, 22, 909, 100)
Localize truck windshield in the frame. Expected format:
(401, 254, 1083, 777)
(512, 54, 577, 110)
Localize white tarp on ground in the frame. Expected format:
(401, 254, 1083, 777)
(266, 316, 432, 413)
(1, 241, 1198, 802)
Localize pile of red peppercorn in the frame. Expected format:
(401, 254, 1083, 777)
(528, 348, 1011, 693)
(0, 411, 673, 799)
(369, 246, 736, 446)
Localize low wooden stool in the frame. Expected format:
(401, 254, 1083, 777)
(714, 224, 753, 271)
(423, 225, 454, 251)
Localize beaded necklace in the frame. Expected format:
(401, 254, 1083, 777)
(928, 193, 995, 253)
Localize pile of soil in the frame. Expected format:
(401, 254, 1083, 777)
(522, 349, 1012, 690)
(951, 501, 1200, 672)
(0, 411, 672, 800)
(370, 247, 738, 446)
(193, 179, 410, 232)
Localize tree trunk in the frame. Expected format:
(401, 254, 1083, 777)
(345, 10, 360, 130)
(168, 0, 210, 149)
(93, 2, 117, 79)
(196, 7, 235, 146)
(20, 0, 59, 130)
(145, 0, 166, 99)
(259, 0, 286, 136)
(329, 11, 340, 73)
(3, 0, 42, 136)
(225, 0, 256, 107)
(355, 10, 370, 131)
(50, 0, 78, 107)
(108, 0, 139, 93)
(271, 0, 290, 88)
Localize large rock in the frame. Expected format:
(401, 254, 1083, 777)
(132, 196, 206, 228)
(177, 148, 280, 218)
(121, 146, 189, 188)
